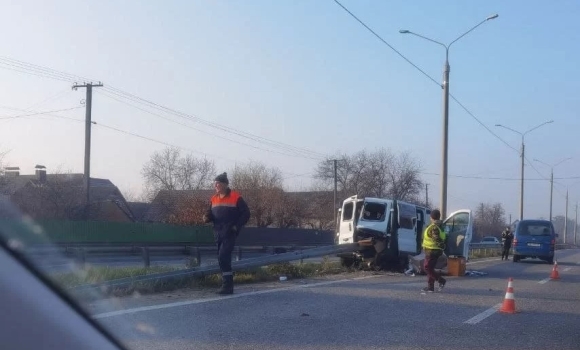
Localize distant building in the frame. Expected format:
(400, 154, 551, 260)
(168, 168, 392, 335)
(0, 165, 134, 222)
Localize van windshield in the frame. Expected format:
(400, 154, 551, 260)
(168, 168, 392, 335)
(361, 202, 386, 221)
(519, 222, 553, 236)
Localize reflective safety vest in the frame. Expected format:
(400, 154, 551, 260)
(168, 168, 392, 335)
(422, 223, 446, 250)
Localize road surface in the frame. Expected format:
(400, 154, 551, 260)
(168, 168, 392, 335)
(90, 249, 580, 350)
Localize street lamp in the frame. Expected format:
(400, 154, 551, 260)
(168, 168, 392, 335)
(399, 14, 498, 218)
(495, 120, 554, 220)
(533, 157, 572, 222)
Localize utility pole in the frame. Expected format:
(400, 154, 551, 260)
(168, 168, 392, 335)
(574, 202, 578, 246)
(72, 82, 103, 208)
(333, 159, 338, 231)
(549, 169, 554, 221)
(425, 183, 429, 207)
(509, 214, 512, 225)
(564, 190, 568, 244)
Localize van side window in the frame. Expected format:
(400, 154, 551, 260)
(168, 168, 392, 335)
(444, 212, 469, 235)
(398, 203, 416, 229)
(343, 202, 354, 221)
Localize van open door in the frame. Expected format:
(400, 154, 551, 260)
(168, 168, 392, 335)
(442, 210, 473, 259)
(338, 196, 362, 244)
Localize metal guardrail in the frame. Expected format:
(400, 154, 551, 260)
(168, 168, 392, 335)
(70, 243, 360, 292)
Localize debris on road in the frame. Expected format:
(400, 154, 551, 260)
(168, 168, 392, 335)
(465, 270, 488, 277)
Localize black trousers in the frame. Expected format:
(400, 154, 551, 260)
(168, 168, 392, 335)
(217, 233, 236, 274)
(502, 243, 512, 260)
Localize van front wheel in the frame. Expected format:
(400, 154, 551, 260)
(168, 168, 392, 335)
(513, 255, 520, 262)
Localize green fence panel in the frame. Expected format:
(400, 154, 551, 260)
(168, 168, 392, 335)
(0, 220, 214, 245)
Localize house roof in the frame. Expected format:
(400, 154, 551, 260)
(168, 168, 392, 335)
(127, 202, 151, 222)
(0, 173, 134, 221)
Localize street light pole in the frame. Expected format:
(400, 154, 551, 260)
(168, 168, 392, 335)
(534, 157, 572, 222)
(564, 190, 569, 244)
(441, 50, 450, 218)
(495, 121, 554, 220)
(400, 14, 498, 218)
(520, 136, 525, 221)
(550, 169, 553, 221)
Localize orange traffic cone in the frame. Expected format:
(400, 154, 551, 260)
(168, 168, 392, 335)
(499, 278, 517, 314)
(550, 260, 560, 280)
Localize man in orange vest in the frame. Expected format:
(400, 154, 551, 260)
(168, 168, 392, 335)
(204, 172, 250, 294)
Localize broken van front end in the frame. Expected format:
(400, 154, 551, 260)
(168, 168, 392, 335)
(337, 196, 400, 269)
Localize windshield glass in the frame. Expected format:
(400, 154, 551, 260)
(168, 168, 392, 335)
(361, 202, 386, 221)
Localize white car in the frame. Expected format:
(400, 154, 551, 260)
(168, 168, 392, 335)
(480, 236, 501, 244)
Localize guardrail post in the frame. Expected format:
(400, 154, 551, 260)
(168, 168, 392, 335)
(142, 247, 150, 268)
(188, 246, 201, 267)
(76, 248, 86, 268)
(235, 246, 242, 261)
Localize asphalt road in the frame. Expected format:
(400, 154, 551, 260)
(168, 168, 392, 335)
(91, 249, 580, 350)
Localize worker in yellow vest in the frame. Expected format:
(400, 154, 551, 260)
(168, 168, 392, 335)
(422, 209, 447, 293)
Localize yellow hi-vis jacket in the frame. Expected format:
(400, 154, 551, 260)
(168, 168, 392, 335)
(422, 223, 446, 250)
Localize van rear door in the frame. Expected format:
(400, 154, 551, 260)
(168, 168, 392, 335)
(338, 196, 363, 244)
(515, 221, 555, 254)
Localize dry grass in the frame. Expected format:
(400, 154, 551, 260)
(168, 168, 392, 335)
(53, 256, 349, 298)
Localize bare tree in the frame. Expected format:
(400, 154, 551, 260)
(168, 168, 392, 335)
(315, 148, 423, 202)
(142, 147, 215, 200)
(231, 161, 283, 227)
(474, 202, 507, 240)
(123, 187, 149, 203)
(385, 152, 423, 201)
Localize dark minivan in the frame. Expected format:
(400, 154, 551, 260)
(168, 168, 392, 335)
(511, 219, 556, 263)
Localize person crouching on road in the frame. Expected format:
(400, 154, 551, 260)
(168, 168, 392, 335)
(501, 226, 514, 261)
(422, 209, 447, 293)
(203, 172, 250, 295)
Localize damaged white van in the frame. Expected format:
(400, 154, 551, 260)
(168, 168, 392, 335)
(336, 195, 473, 270)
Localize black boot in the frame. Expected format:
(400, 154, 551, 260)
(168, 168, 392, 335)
(217, 274, 234, 295)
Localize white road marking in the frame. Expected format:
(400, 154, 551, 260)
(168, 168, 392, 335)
(563, 267, 571, 272)
(538, 278, 550, 284)
(93, 275, 380, 319)
(464, 304, 502, 325)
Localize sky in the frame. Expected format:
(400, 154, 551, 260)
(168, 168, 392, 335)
(0, 0, 579, 221)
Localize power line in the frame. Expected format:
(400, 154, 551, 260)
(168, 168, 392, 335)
(0, 56, 329, 160)
(449, 95, 519, 154)
(420, 171, 580, 181)
(93, 121, 314, 180)
(0, 106, 83, 120)
(95, 89, 324, 161)
(332, 0, 440, 87)
(0, 56, 96, 82)
(101, 86, 328, 159)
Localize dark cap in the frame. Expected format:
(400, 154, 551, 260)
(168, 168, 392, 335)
(214, 172, 229, 185)
(430, 209, 441, 221)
